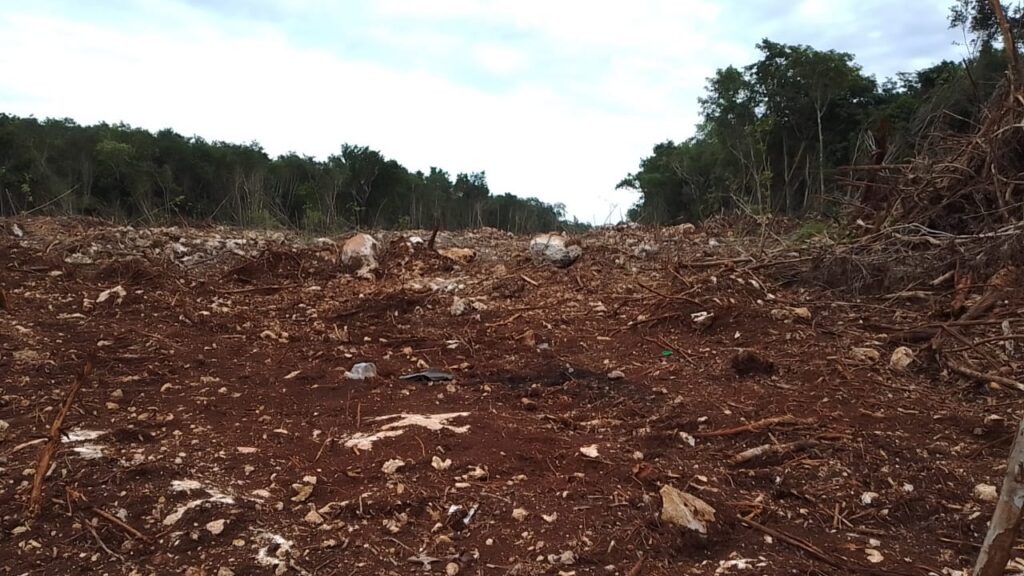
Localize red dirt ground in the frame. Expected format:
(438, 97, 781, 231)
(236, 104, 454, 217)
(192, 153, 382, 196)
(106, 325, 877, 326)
(0, 217, 1019, 575)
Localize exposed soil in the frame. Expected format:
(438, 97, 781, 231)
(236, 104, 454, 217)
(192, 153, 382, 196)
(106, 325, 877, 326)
(0, 217, 1019, 575)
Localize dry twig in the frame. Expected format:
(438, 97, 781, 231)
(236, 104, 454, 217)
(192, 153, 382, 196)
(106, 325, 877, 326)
(28, 361, 93, 517)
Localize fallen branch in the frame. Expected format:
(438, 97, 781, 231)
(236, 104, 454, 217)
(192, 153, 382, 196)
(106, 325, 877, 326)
(679, 256, 754, 268)
(213, 283, 299, 295)
(730, 440, 819, 466)
(948, 362, 1024, 392)
(90, 505, 151, 542)
(28, 361, 93, 518)
(739, 518, 914, 576)
(695, 415, 817, 438)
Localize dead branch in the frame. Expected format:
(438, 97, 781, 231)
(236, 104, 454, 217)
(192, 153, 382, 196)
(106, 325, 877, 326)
(695, 415, 817, 438)
(28, 360, 93, 518)
(974, 411, 1024, 576)
(90, 505, 151, 542)
(740, 518, 915, 576)
(948, 362, 1024, 392)
(679, 256, 754, 268)
(730, 439, 819, 466)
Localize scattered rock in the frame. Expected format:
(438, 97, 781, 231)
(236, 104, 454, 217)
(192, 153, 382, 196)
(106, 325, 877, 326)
(890, 347, 915, 372)
(974, 483, 998, 502)
(673, 223, 697, 234)
(217, 569, 235, 576)
(769, 307, 812, 322)
(438, 248, 476, 264)
(445, 562, 460, 576)
(291, 483, 315, 503)
(431, 456, 452, 471)
(860, 491, 880, 506)
(865, 549, 884, 564)
(579, 445, 600, 458)
(304, 509, 325, 525)
(691, 311, 715, 330)
(659, 485, 716, 534)
(450, 297, 469, 317)
(547, 551, 576, 566)
(341, 233, 380, 279)
(205, 519, 226, 535)
(512, 507, 529, 521)
(345, 362, 378, 380)
(0, 419, 8, 443)
(381, 459, 405, 474)
(9, 223, 24, 238)
(606, 370, 625, 381)
(529, 233, 582, 268)
(96, 285, 127, 305)
(731, 349, 776, 376)
(850, 347, 881, 364)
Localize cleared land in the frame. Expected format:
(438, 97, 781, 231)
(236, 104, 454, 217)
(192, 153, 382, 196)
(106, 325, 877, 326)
(0, 217, 1018, 575)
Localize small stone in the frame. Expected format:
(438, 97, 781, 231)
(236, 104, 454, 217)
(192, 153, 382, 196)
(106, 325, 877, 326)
(0, 419, 9, 443)
(217, 568, 236, 576)
(579, 445, 600, 458)
(974, 483, 998, 502)
(291, 484, 314, 503)
(512, 508, 529, 521)
(205, 519, 225, 535)
(889, 347, 915, 372)
(304, 509, 324, 525)
(865, 549, 884, 564)
(860, 491, 880, 506)
(850, 347, 881, 364)
(542, 512, 558, 523)
(105, 402, 120, 411)
(381, 459, 405, 475)
(606, 370, 625, 381)
(109, 389, 124, 400)
(445, 562, 460, 576)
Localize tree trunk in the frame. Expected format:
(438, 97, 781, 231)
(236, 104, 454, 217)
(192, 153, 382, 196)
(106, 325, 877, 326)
(974, 412, 1024, 576)
(815, 103, 826, 211)
(989, 0, 1021, 87)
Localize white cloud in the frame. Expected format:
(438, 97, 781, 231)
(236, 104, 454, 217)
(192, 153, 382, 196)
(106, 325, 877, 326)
(473, 43, 529, 76)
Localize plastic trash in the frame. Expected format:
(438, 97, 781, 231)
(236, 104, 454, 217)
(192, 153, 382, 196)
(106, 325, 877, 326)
(345, 362, 378, 380)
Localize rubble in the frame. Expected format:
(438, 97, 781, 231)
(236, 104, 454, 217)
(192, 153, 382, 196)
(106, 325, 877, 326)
(341, 232, 380, 279)
(529, 233, 582, 268)
(659, 485, 716, 534)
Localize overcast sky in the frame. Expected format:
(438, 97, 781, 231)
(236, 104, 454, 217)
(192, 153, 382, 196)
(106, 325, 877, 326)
(0, 0, 964, 223)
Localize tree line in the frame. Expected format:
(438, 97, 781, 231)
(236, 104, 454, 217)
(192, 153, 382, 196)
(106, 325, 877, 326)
(0, 115, 575, 234)
(620, 0, 1019, 225)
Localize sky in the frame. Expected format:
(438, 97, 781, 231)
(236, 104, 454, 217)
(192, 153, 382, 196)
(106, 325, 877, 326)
(0, 0, 965, 223)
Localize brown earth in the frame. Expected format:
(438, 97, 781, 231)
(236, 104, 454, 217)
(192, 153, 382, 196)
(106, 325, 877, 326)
(0, 217, 1019, 575)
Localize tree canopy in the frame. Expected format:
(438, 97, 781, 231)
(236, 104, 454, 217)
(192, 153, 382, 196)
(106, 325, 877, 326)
(622, 2, 1015, 225)
(0, 115, 574, 234)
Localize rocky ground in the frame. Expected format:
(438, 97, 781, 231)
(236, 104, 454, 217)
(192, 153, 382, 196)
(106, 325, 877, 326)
(0, 216, 1021, 576)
